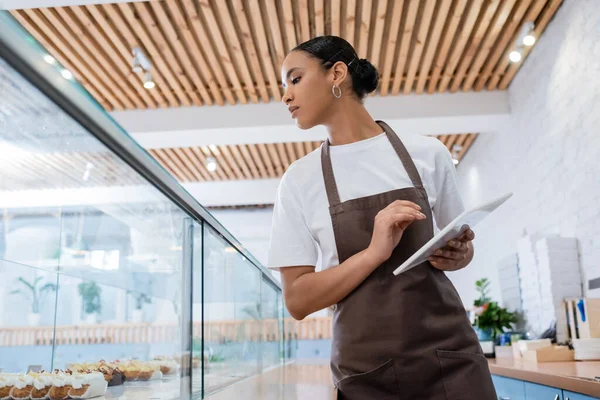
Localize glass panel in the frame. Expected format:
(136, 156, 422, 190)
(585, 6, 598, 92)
(0, 259, 59, 373)
(261, 279, 282, 370)
(203, 226, 261, 395)
(0, 49, 190, 399)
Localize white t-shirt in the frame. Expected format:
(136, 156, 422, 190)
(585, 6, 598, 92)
(267, 130, 465, 272)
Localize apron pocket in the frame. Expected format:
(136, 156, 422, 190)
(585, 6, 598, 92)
(336, 359, 399, 400)
(436, 350, 497, 400)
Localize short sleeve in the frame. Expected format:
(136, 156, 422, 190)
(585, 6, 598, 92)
(432, 144, 465, 230)
(267, 174, 318, 270)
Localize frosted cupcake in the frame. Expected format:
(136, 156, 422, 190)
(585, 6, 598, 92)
(67, 373, 90, 398)
(30, 374, 53, 400)
(9, 374, 34, 399)
(71, 372, 107, 399)
(0, 374, 15, 400)
(48, 374, 71, 400)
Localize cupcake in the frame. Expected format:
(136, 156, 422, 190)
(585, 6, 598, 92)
(137, 365, 154, 381)
(108, 366, 125, 386)
(121, 365, 139, 381)
(67, 374, 90, 398)
(30, 373, 52, 400)
(153, 359, 178, 375)
(0, 374, 15, 400)
(9, 374, 34, 399)
(97, 365, 113, 384)
(48, 373, 71, 400)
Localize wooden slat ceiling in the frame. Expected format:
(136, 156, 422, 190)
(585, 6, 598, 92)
(10, 0, 562, 111)
(6, 0, 562, 191)
(150, 133, 478, 182)
(1, 134, 476, 191)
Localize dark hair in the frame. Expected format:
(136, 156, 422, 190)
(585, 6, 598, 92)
(292, 36, 379, 101)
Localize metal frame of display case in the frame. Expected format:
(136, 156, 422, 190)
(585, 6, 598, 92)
(0, 10, 285, 399)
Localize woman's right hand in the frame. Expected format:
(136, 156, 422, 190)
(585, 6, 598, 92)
(366, 200, 426, 265)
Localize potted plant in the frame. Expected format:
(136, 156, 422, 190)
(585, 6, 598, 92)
(472, 278, 517, 353)
(128, 291, 151, 323)
(78, 281, 102, 324)
(10, 276, 57, 326)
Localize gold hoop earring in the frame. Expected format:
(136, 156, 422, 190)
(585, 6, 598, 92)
(332, 85, 342, 99)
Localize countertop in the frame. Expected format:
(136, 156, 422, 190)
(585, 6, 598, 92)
(489, 358, 600, 397)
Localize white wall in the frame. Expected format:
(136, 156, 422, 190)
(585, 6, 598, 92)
(450, 0, 600, 308)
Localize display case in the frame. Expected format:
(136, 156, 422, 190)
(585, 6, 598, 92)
(0, 11, 290, 399)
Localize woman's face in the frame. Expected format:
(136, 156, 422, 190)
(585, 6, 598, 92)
(281, 51, 337, 130)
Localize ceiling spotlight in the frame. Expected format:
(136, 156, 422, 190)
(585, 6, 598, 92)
(509, 49, 522, 63)
(522, 21, 535, 46)
(452, 144, 463, 152)
(206, 156, 217, 172)
(523, 34, 535, 46)
(132, 47, 152, 73)
(43, 54, 56, 65)
(143, 72, 155, 90)
(61, 69, 73, 80)
(82, 162, 95, 181)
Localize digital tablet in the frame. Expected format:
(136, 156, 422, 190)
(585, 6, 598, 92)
(392, 192, 513, 276)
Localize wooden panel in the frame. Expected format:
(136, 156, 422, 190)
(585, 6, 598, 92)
(248, 0, 283, 100)
(151, 1, 213, 105)
(499, 0, 562, 89)
(330, 0, 341, 37)
(427, 0, 469, 93)
(415, 0, 452, 94)
(390, 0, 420, 95)
(402, 0, 436, 95)
(216, 0, 261, 103)
(195, 0, 248, 104)
(487, 0, 547, 90)
(11, 0, 561, 110)
(379, 0, 403, 96)
(314, 0, 325, 37)
(449, 0, 505, 93)
(437, 0, 485, 93)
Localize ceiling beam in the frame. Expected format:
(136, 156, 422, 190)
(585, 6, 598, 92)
(0, 179, 281, 209)
(111, 90, 510, 148)
(0, 0, 151, 9)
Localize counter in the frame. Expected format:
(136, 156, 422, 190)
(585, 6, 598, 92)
(489, 358, 600, 398)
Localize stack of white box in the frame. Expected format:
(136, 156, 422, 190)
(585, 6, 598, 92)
(536, 237, 582, 341)
(517, 234, 582, 339)
(517, 235, 544, 335)
(497, 253, 522, 313)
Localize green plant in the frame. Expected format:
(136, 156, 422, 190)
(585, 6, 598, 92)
(10, 277, 57, 314)
(472, 278, 517, 339)
(128, 291, 151, 310)
(78, 281, 102, 315)
(474, 278, 492, 307)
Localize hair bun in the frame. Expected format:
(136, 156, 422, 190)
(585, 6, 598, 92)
(355, 58, 379, 96)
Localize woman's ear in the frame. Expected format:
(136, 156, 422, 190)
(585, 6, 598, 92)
(330, 61, 349, 87)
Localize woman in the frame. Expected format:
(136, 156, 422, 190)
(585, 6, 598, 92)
(268, 36, 496, 400)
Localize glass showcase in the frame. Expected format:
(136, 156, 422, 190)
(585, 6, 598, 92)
(0, 11, 288, 399)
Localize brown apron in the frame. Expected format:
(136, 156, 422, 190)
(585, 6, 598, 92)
(322, 121, 497, 400)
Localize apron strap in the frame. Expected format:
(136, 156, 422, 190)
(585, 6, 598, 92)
(377, 120, 424, 190)
(321, 138, 342, 206)
(321, 121, 424, 207)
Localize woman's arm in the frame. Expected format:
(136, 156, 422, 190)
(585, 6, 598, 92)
(280, 199, 425, 320)
(280, 248, 380, 320)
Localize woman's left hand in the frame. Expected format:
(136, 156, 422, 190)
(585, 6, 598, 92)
(428, 228, 475, 271)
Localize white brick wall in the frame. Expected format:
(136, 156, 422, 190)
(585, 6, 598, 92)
(450, 0, 600, 308)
